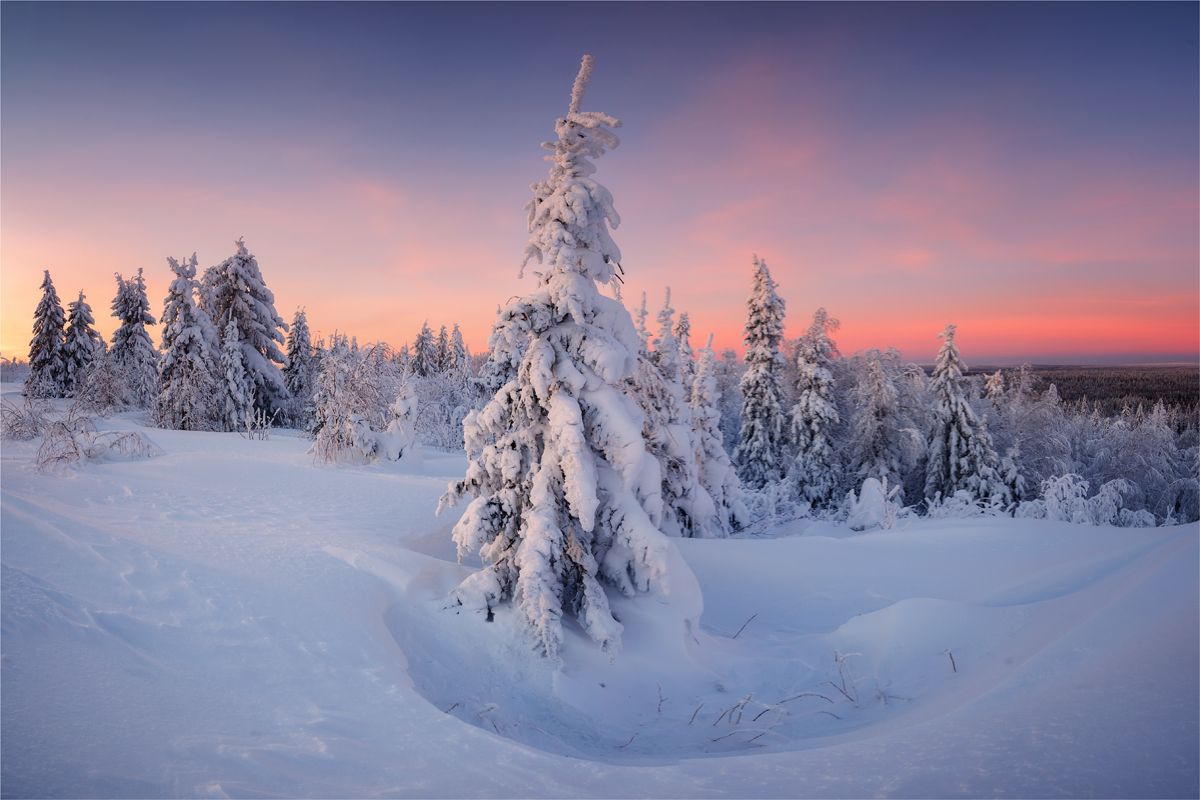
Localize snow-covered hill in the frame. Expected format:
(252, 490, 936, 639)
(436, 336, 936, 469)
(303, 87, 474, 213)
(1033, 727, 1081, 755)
(2, 394, 1196, 798)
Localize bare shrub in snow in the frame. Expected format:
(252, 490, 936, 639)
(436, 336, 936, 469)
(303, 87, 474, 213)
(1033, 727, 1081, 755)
(35, 408, 162, 472)
(1, 397, 49, 440)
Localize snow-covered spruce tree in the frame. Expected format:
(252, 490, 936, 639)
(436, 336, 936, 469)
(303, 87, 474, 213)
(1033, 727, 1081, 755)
(110, 269, 159, 407)
(283, 309, 317, 429)
(634, 291, 651, 354)
(651, 288, 679, 379)
(62, 291, 104, 396)
(411, 322, 438, 377)
(632, 288, 721, 538)
(26, 270, 67, 398)
(218, 318, 253, 431)
(924, 324, 1007, 508)
(156, 254, 221, 431)
(448, 324, 469, 373)
(846, 348, 921, 498)
(790, 308, 841, 507)
(435, 325, 451, 372)
(675, 311, 695, 403)
(440, 55, 693, 658)
(692, 334, 748, 531)
(201, 239, 288, 415)
(733, 256, 788, 489)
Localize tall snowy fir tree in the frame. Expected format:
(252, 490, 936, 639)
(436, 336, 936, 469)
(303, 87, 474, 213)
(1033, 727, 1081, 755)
(156, 254, 221, 430)
(448, 324, 469, 373)
(218, 317, 254, 431)
(692, 334, 748, 532)
(110, 269, 159, 407)
(201, 239, 288, 415)
(674, 311, 695, 402)
(924, 324, 1007, 507)
(283, 309, 317, 428)
(411, 322, 438, 377)
(435, 325, 451, 372)
(441, 55, 694, 658)
(790, 307, 841, 507)
(25, 270, 67, 398)
(62, 291, 104, 396)
(733, 256, 787, 489)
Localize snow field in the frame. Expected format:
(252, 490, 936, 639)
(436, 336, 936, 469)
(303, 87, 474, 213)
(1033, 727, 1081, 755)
(2, 394, 1197, 797)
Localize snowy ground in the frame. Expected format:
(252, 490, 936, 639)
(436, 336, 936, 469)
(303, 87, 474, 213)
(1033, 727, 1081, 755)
(2, 386, 1197, 798)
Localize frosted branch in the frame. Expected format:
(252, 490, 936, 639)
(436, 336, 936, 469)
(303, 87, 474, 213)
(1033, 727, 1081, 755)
(569, 54, 595, 115)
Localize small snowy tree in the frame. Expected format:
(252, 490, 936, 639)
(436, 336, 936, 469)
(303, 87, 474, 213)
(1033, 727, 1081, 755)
(62, 291, 104, 397)
(283, 309, 317, 429)
(377, 379, 419, 462)
(733, 256, 787, 489)
(201, 239, 288, 415)
(692, 334, 748, 532)
(924, 324, 1006, 507)
(440, 55, 690, 658)
(155, 255, 221, 430)
(26, 270, 67, 398)
(790, 308, 841, 507)
(110, 269, 159, 407)
(218, 318, 253, 431)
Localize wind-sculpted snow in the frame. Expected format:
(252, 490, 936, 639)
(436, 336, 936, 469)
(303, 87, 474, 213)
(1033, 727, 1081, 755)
(2, 388, 1197, 797)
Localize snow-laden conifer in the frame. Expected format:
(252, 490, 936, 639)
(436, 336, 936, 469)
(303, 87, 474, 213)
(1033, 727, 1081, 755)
(440, 55, 690, 658)
(692, 334, 748, 532)
(110, 269, 159, 407)
(448, 324, 469, 373)
(435, 325, 451, 372)
(218, 318, 253, 431)
(62, 291, 104, 396)
(26, 271, 67, 398)
(411, 322, 438, 377)
(156, 255, 221, 431)
(283, 309, 317, 429)
(733, 256, 787, 488)
(634, 291, 651, 354)
(631, 288, 721, 538)
(201, 239, 287, 414)
(675, 311, 695, 402)
(846, 348, 921, 497)
(924, 324, 1006, 506)
(790, 308, 841, 506)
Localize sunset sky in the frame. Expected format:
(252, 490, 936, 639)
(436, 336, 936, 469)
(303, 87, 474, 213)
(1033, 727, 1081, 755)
(2, 2, 1197, 364)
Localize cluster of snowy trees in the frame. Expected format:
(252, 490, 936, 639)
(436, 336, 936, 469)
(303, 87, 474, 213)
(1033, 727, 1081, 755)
(25, 241, 291, 432)
(725, 261, 1198, 526)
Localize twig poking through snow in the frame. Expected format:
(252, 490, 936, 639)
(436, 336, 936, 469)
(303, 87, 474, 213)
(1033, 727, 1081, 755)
(444, 702, 459, 713)
(731, 613, 759, 639)
(688, 703, 704, 725)
(944, 648, 958, 672)
(617, 733, 638, 749)
(657, 682, 666, 714)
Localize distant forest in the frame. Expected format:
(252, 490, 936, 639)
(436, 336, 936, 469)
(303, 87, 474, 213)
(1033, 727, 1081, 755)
(968, 365, 1199, 417)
